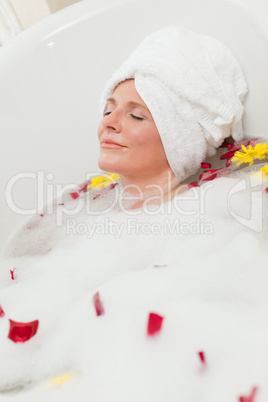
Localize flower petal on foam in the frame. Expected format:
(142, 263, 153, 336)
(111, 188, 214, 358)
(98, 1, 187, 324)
(199, 168, 232, 181)
(200, 162, 211, 169)
(147, 312, 164, 336)
(70, 192, 80, 200)
(78, 180, 90, 193)
(232, 143, 268, 166)
(198, 351, 206, 365)
(93, 292, 104, 316)
(89, 173, 119, 190)
(10, 268, 15, 280)
(260, 165, 268, 177)
(51, 373, 73, 386)
(188, 181, 200, 188)
(8, 319, 39, 343)
(239, 386, 257, 402)
(220, 148, 241, 161)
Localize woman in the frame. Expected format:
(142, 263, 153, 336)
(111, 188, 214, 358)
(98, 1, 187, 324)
(98, 78, 185, 210)
(0, 26, 267, 402)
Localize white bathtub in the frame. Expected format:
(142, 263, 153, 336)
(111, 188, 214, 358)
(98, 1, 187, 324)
(0, 0, 268, 247)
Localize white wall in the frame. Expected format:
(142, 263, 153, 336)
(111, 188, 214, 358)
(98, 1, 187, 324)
(8, 0, 51, 29)
(0, 0, 82, 45)
(1, 0, 268, 42)
(241, 0, 268, 38)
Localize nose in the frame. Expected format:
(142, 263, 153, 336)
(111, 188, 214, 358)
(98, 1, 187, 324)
(102, 109, 122, 133)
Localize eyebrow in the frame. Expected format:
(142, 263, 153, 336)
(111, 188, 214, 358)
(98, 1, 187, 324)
(106, 97, 150, 113)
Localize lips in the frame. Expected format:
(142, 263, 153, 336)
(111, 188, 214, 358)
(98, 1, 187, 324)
(101, 138, 126, 149)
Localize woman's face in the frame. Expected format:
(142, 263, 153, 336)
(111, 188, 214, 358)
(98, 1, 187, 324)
(97, 79, 171, 180)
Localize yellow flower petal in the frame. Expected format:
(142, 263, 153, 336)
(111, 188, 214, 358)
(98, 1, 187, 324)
(51, 374, 73, 386)
(260, 165, 268, 176)
(88, 173, 119, 189)
(231, 143, 268, 166)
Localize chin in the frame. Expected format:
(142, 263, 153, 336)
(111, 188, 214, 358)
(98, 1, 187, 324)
(98, 158, 120, 174)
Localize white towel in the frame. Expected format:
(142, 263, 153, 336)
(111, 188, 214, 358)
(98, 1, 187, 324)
(100, 26, 248, 181)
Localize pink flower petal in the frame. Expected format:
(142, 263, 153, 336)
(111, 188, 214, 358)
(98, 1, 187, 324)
(8, 319, 39, 343)
(0, 306, 5, 317)
(147, 312, 164, 336)
(70, 192, 80, 200)
(154, 264, 168, 268)
(200, 162, 211, 169)
(226, 159, 231, 167)
(93, 292, 104, 316)
(188, 181, 200, 188)
(10, 268, 15, 280)
(239, 386, 257, 402)
(198, 351, 206, 365)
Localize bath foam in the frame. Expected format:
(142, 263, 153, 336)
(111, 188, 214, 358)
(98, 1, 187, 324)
(0, 172, 267, 401)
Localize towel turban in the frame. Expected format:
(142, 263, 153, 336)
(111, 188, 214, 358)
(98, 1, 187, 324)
(100, 26, 248, 181)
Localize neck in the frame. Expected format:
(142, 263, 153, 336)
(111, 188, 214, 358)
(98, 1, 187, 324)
(118, 169, 186, 209)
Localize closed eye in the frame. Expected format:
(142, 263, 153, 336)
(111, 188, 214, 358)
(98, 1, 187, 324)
(130, 114, 143, 120)
(103, 111, 143, 120)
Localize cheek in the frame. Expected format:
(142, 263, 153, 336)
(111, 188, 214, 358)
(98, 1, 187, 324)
(130, 126, 159, 147)
(136, 128, 164, 153)
(97, 122, 104, 141)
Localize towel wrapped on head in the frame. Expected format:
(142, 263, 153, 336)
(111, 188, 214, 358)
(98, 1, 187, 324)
(100, 26, 248, 182)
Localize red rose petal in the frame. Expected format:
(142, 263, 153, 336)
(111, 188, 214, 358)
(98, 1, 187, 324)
(188, 181, 200, 188)
(147, 312, 164, 336)
(109, 183, 118, 190)
(10, 268, 15, 280)
(0, 306, 5, 317)
(78, 180, 90, 193)
(198, 351, 206, 365)
(265, 187, 268, 193)
(226, 159, 231, 167)
(200, 162, 211, 169)
(199, 169, 221, 181)
(199, 167, 232, 181)
(220, 148, 241, 161)
(70, 192, 80, 200)
(239, 386, 257, 402)
(8, 319, 39, 343)
(93, 292, 104, 316)
(58, 203, 64, 206)
(220, 139, 234, 149)
(93, 194, 101, 200)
